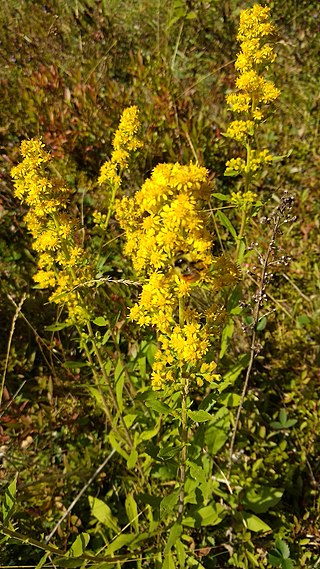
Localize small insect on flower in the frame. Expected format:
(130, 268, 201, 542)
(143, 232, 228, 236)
(173, 252, 203, 283)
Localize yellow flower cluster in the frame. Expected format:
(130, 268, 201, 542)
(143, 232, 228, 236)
(225, 5, 280, 147)
(116, 162, 237, 390)
(116, 163, 212, 276)
(98, 106, 142, 187)
(92, 210, 109, 231)
(230, 190, 258, 208)
(225, 149, 273, 177)
(11, 140, 91, 323)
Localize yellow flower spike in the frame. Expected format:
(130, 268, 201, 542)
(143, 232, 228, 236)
(11, 138, 92, 325)
(237, 5, 275, 42)
(112, 105, 142, 154)
(98, 161, 121, 187)
(116, 158, 225, 389)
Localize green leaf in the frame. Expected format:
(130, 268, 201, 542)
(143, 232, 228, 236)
(212, 192, 229, 201)
(204, 408, 230, 456)
(2, 474, 17, 523)
(68, 532, 90, 557)
(224, 169, 240, 177)
(123, 413, 137, 429)
(279, 409, 288, 426)
(187, 461, 207, 484)
(242, 511, 272, 533)
(93, 316, 108, 326)
(162, 550, 176, 569)
(275, 538, 290, 559)
(158, 444, 183, 460)
(243, 485, 284, 514)
(217, 392, 241, 407)
(237, 239, 246, 264)
(54, 558, 85, 568)
(88, 496, 119, 532)
(246, 550, 259, 566)
(160, 489, 180, 520)
(136, 423, 160, 444)
(101, 330, 111, 345)
(125, 492, 139, 532)
(219, 319, 234, 359)
(198, 391, 216, 412)
(127, 448, 138, 469)
(271, 409, 297, 430)
(63, 360, 88, 369)
(145, 341, 158, 366)
(45, 322, 70, 332)
(104, 533, 137, 556)
(108, 432, 129, 460)
(296, 315, 310, 328)
(188, 410, 213, 423)
(175, 539, 186, 569)
(164, 523, 182, 554)
(282, 560, 294, 569)
(144, 396, 172, 416)
(138, 355, 146, 379)
(183, 502, 225, 528)
(115, 359, 125, 413)
(256, 316, 267, 331)
(218, 354, 250, 392)
(268, 550, 282, 566)
(91, 564, 117, 569)
(35, 553, 50, 569)
(216, 210, 237, 239)
(86, 386, 107, 412)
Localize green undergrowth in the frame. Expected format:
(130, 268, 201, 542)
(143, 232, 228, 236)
(0, 1, 319, 567)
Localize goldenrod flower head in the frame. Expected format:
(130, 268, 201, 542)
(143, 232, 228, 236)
(98, 106, 142, 187)
(237, 5, 275, 42)
(98, 161, 121, 187)
(225, 120, 255, 143)
(11, 139, 92, 325)
(226, 4, 279, 128)
(116, 162, 211, 278)
(34, 269, 56, 288)
(112, 106, 142, 153)
(225, 157, 246, 177)
(230, 190, 258, 208)
(226, 92, 251, 114)
(116, 161, 230, 390)
(225, 149, 272, 178)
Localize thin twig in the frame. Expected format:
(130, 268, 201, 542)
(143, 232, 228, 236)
(6, 293, 61, 374)
(283, 272, 313, 303)
(228, 198, 289, 472)
(0, 294, 27, 408)
(45, 448, 116, 544)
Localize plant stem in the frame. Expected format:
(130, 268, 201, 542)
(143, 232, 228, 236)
(177, 296, 188, 521)
(235, 142, 251, 260)
(178, 373, 188, 521)
(52, 213, 146, 483)
(228, 204, 283, 473)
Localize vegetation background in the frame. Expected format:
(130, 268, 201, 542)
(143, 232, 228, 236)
(0, 0, 319, 567)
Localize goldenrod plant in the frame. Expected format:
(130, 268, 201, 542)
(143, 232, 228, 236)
(224, 4, 280, 259)
(1, 3, 318, 568)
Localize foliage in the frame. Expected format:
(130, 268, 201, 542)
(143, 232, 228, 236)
(0, 1, 319, 568)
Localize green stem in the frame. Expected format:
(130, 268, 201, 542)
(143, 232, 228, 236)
(178, 373, 188, 521)
(235, 141, 251, 260)
(96, 179, 119, 265)
(177, 296, 188, 521)
(52, 213, 146, 484)
(0, 523, 145, 563)
(236, 202, 248, 261)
